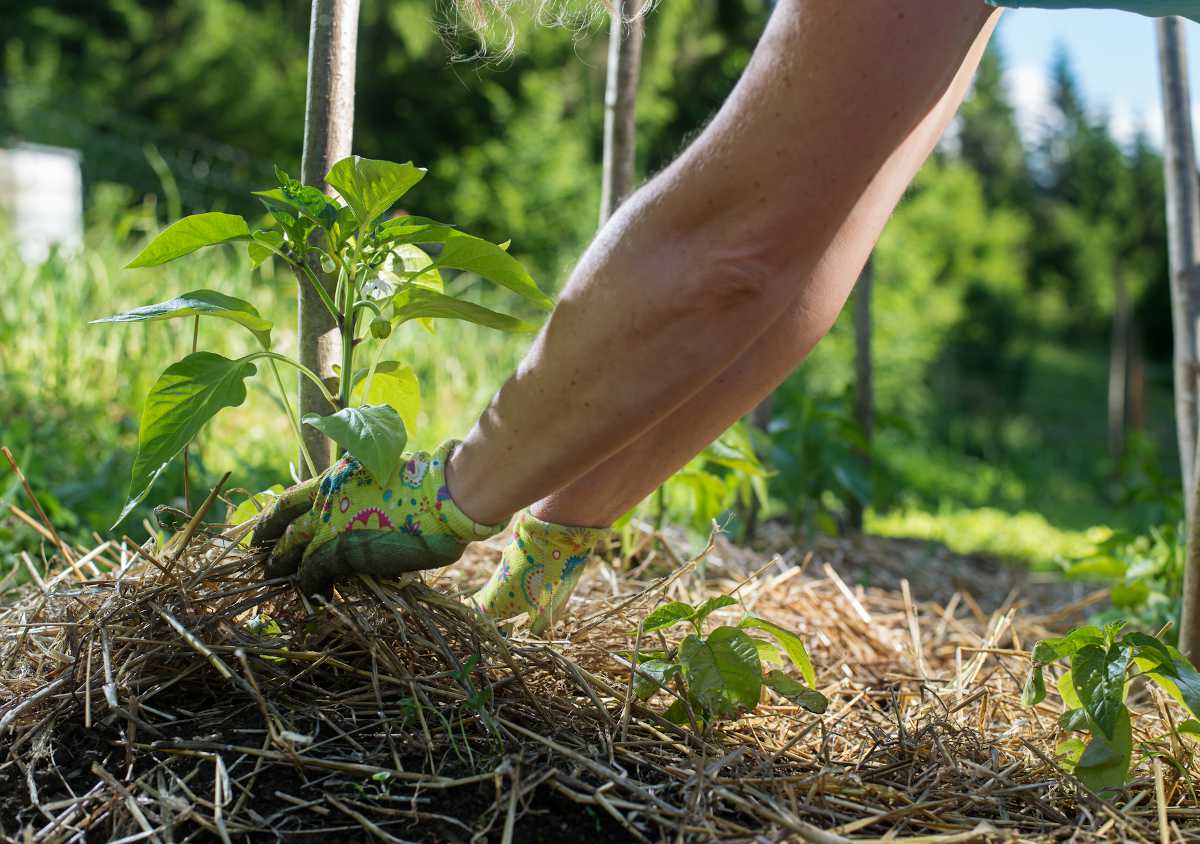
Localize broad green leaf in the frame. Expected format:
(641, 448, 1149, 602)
(632, 658, 680, 701)
(1141, 645, 1200, 720)
(1072, 643, 1131, 740)
(740, 616, 817, 688)
(326, 156, 425, 227)
(1059, 708, 1090, 731)
(376, 215, 458, 244)
(248, 230, 284, 269)
(119, 352, 257, 527)
(127, 212, 250, 267)
(1022, 665, 1046, 706)
(1075, 708, 1132, 794)
(303, 405, 408, 487)
(392, 287, 538, 333)
(641, 602, 696, 634)
(679, 627, 762, 718)
(351, 362, 420, 433)
(762, 670, 827, 714)
(1125, 632, 1175, 672)
(691, 595, 737, 628)
(382, 245, 444, 293)
(253, 184, 337, 229)
(1058, 669, 1083, 710)
(753, 639, 784, 666)
(1055, 737, 1087, 767)
(91, 289, 272, 348)
(1111, 581, 1151, 609)
(1032, 627, 1104, 665)
(1178, 719, 1200, 738)
(433, 230, 554, 310)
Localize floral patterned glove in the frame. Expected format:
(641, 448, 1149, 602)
(471, 510, 609, 636)
(251, 440, 508, 596)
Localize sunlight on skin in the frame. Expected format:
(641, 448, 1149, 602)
(447, 0, 1003, 527)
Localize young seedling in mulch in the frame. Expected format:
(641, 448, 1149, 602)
(1022, 622, 1200, 793)
(93, 156, 551, 526)
(626, 594, 826, 727)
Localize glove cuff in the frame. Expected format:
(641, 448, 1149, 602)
(431, 440, 511, 541)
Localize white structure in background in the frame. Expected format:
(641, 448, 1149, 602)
(0, 143, 84, 263)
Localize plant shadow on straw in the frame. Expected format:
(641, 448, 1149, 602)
(3, 504, 1200, 842)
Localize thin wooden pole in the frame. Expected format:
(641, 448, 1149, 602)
(297, 0, 360, 476)
(848, 259, 874, 533)
(1156, 16, 1200, 660)
(599, 0, 645, 225)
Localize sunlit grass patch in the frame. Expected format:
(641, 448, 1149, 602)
(867, 505, 1106, 569)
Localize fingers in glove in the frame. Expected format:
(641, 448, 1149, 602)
(297, 530, 466, 596)
(251, 476, 321, 547)
(265, 511, 317, 579)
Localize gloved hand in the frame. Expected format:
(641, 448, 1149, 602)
(987, 0, 1200, 21)
(251, 440, 508, 596)
(471, 510, 609, 636)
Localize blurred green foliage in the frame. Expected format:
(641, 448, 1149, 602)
(0, 5, 1184, 585)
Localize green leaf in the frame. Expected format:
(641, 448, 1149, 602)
(391, 287, 538, 333)
(91, 289, 272, 348)
(1072, 643, 1131, 741)
(127, 212, 250, 267)
(433, 230, 554, 310)
(119, 352, 257, 527)
(1032, 627, 1104, 665)
(230, 484, 286, 527)
(662, 699, 691, 726)
(326, 156, 425, 227)
(383, 244, 444, 292)
(1022, 665, 1046, 706)
(302, 405, 408, 487)
(679, 627, 762, 718)
(351, 362, 420, 433)
(1065, 556, 1127, 580)
(1075, 708, 1132, 794)
(1141, 645, 1200, 720)
(253, 184, 337, 229)
(762, 670, 827, 714)
(740, 616, 817, 688)
(691, 595, 737, 628)
(248, 230, 284, 269)
(1059, 707, 1090, 732)
(1058, 669, 1083, 710)
(376, 215, 457, 244)
(1056, 737, 1087, 768)
(632, 658, 680, 701)
(753, 639, 784, 666)
(641, 602, 696, 634)
(1111, 581, 1151, 609)
(1177, 719, 1200, 739)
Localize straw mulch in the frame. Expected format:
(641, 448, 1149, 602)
(2, 511, 1198, 843)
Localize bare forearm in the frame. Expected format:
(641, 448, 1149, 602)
(450, 0, 997, 524)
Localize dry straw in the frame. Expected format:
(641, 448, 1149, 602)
(2, 499, 1199, 842)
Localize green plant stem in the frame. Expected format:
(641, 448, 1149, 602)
(182, 314, 199, 513)
(243, 352, 338, 408)
(298, 261, 341, 323)
(339, 276, 355, 412)
(266, 358, 319, 479)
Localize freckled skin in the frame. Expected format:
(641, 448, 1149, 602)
(447, 1, 1001, 528)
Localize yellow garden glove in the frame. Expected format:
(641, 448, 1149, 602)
(252, 440, 508, 596)
(471, 510, 609, 635)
